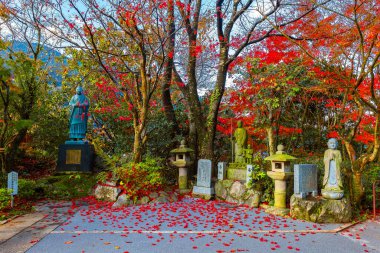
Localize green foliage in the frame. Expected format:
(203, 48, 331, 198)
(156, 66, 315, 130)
(30, 85, 70, 159)
(362, 163, 380, 209)
(17, 173, 97, 200)
(246, 153, 274, 203)
(109, 156, 165, 199)
(18, 179, 39, 199)
(0, 188, 12, 211)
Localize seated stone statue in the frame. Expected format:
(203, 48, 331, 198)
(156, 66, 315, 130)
(69, 86, 90, 141)
(321, 138, 344, 200)
(233, 120, 247, 163)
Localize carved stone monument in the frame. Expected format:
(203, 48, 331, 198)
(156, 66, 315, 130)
(321, 138, 344, 200)
(193, 159, 214, 199)
(57, 86, 94, 172)
(294, 164, 318, 198)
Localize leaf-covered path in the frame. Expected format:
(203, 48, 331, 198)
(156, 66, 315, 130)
(20, 197, 379, 253)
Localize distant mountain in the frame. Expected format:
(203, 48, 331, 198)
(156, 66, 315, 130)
(1, 41, 64, 85)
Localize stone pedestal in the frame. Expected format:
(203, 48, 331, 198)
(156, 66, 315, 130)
(178, 167, 188, 190)
(56, 142, 94, 172)
(226, 163, 247, 181)
(321, 189, 344, 200)
(290, 195, 352, 223)
(267, 171, 293, 208)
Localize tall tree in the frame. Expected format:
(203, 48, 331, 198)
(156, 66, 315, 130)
(276, 0, 379, 204)
(172, 0, 331, 163)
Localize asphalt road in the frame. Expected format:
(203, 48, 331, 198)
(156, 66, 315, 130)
(2, 197, 379, 253)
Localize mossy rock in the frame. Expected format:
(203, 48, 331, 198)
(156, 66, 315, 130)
(215, 181, 228, 200)
(222, 179, 234, 189)
(290, 195, 352, 223)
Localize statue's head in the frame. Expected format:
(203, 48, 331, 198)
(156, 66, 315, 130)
(237, 120, 243, 128)
(327, 138, 338, 149)
(76, 86, 83, 95)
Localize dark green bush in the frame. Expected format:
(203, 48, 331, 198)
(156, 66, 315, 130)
(0, 188, 12, 211)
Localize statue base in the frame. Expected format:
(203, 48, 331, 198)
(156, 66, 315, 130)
(56, 142, 94, 172)
(192, 186, 215, 200)
(321, 188, 344, 200)
(290, 195, 352, 223)
(226, 163, 247, 181)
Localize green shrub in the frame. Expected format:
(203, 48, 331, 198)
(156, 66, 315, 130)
(14, 174, 97, 201)
(0, 188, 12, 211)
(40, 173, 98, 200)
(246, 153, 274, 203)
(18, 179, 40, 199)
(112, 156, 165, 199)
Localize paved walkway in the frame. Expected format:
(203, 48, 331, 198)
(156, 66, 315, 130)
(0, 197, 379, 253)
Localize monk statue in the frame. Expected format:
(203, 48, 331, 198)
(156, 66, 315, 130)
(233, 120, 248, 163)
(321, 138, 344, 199)
(68, 86, 90, 141)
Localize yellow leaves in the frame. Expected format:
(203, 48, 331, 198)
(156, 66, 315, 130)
(0, 3, 10, 19)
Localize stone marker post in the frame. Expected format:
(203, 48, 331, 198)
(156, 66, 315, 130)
(217, 162, 227, 180)
(7, 171, 18, 208)
(246, 164, 253, 186)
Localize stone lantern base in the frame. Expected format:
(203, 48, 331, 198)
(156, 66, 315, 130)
(265, 206, 290, 216)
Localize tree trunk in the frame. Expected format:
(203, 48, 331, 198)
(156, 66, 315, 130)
(266, 126, 276, 156)
(161, 0, 178, 136)
(351, 171, 364, 204)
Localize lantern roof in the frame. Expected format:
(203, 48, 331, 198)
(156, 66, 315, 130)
(264, 144, 297, 161)
(170, 140, 194, 154)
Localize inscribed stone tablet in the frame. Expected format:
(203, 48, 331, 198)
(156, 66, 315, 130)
(66, 149, 82, 164)
(294, 164, 318, 198)
(197, 159, 212, 187)
(217, 162, 227, 180)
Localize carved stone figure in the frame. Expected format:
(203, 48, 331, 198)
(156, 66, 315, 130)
(233, 120, 248, 163)
(69, 86, 90, 140)
(244, 144, 254, 164)
(322, 138, 344, 199)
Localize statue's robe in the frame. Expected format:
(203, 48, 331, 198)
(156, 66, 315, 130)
(323, 148, 343, 189)
(69, 94, 90, 139)
(234, 127, 247, 163)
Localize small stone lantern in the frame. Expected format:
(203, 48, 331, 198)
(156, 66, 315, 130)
(265, 145, 296, 212)
(170, 140, 194, 191)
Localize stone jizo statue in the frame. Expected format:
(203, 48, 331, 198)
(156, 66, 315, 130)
(69, 86, 90, 140)
(233, 120, 248, 163)
(244, 144, 254, 164)
(322, 138, 344, 200)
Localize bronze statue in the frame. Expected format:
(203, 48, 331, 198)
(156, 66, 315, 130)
(69, 86, 90, 140)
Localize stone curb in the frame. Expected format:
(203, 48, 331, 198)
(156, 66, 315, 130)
(0, 215, 20, 225)
(0, 212, 46, 244)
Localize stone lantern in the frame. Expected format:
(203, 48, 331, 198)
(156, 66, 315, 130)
(170, 140, 194, 192)
(265, 144, 296, 213)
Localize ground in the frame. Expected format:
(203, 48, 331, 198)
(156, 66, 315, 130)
(0, 197, 379, 253)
